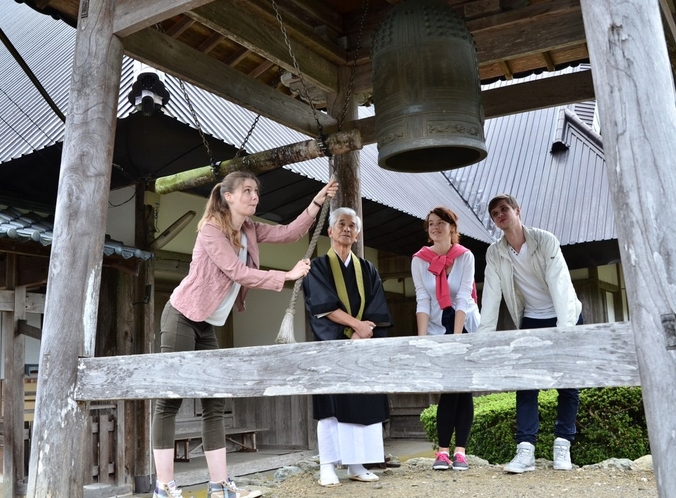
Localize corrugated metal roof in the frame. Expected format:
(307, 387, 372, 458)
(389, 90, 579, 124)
(445, 69, 614, 246)
(0, 205, 153, 260)
(0, 2, 494, 244)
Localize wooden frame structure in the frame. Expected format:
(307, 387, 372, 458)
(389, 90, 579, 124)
(5, 0, 675, 497)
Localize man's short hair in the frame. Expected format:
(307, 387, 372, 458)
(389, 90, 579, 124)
(488, 194, 520, 215)
(329, 207, 362, 234)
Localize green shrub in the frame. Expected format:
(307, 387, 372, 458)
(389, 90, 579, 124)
(420, 387, 649, 466)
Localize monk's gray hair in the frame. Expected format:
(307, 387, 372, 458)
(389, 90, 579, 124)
(329, 207, 362, 234)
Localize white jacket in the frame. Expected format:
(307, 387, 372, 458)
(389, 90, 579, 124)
(478, 226, 582, 332)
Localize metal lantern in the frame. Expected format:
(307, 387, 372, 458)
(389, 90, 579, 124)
(371, 0, 487, 172)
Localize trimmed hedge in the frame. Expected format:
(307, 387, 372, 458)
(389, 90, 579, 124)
(420, 387, 649, 466)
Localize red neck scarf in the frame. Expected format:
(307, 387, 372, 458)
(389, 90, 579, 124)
(413, 244, 477, 309)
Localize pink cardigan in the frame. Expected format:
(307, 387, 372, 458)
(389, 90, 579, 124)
(170, 209, 315, 322)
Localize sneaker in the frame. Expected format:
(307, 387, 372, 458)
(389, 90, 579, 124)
(452, 452, 469, 471)
(553, 437, 572, 470)
(153, 481, 183, 498)
(504, 442, 535, 473)
(432, 451, 452, 470)
(207, 479, 262, 498)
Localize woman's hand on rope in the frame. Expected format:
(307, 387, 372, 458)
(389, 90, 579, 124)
(308, 179, 339, 215)
(286, 258, 312, 281)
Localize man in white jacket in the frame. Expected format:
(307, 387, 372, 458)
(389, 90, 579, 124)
(479, 194, 582, 474)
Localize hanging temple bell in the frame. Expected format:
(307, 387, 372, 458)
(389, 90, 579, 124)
(371, 0, 487, 172)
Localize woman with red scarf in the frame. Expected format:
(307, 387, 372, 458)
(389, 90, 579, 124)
(411, 206, 480, 472)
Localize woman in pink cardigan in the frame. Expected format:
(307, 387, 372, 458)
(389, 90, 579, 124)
(152, 171, 337, 498)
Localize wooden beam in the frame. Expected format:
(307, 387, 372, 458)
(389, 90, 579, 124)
(164, 16, 195, 38)
(231, 0, 348, 66)
(187, 0, 338, 93)
(278, 0, 344, 34)
(197, 32, 225, 54)
(75, 322, 639, 401)
(349, 69, 595, 145)
(18, 320, 41, 340)
(468, 0, 586, 65)
(0, 290, 45, 314)
(26, 0, 124, 495)
(2, 254, 25, 498)
(123, 28, 336, 136)
(151, 129, 362, 195)
(113, 0, 214, 37)
(581, 1, 676, 496)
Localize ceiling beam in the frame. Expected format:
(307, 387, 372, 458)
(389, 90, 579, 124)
(349, 70, 595, 144)
(349, 0, 587, 95)
(232, 0, 348, 65)
(123, 28, 336, 136)
(470, 3, 586, 65)
(113, 0, 214, 37)
(187, 0, 338, 93)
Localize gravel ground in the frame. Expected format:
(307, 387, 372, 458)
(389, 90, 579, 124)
(230, 455, 658, 498)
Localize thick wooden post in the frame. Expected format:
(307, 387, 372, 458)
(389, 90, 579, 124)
(580, 1, 676, 496)
(25, 0, 123, 495)
(2, 255, 26, 498)
(327, 66, 363, 256)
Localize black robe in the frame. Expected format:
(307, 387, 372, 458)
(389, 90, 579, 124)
(303, 254, 392, 425)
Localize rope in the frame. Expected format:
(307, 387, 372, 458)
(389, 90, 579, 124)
(275, 196, 331, 344)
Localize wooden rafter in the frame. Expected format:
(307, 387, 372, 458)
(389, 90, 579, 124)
(113, 0, 213, 37)
(186, 0, 338, 93)
(122, 27, 337, 136)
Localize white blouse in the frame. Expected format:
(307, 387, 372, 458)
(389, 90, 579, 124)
(411, 250, 480, 335)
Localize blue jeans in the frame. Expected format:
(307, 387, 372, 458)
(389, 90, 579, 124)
(516, 315, 583, 445)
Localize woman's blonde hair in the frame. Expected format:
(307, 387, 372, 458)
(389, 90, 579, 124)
(197, 171, 260, 250)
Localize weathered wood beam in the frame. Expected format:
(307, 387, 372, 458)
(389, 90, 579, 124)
(0, 290, 45, 314)
(113, 0, 214, 37)
(187, 0, 338, 93)
(581, 0, 676, 495)
(348, 70, 595, 145)
(18, 320, 41, 340)
(232, 0, 348, 65)
(469, 0, 586, 64)
(123, 28, 336, 137)
(75, 323, 639, 401)
(164, 16, 195, 38)
(151, 129, 362, 195)
(26, 0, 123, 494)
(349, 0, 586, 96)
(197, 32, 225, 54)
(280, 0, 343, 34)
(2, 255, 25, 498)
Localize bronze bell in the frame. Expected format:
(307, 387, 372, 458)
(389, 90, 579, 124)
(371, 0, 487, 172)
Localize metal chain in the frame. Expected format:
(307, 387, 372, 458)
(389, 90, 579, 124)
(177, 78, 216, 172)
(270, 0, 329, 154)
(338, 0, 370, 130)
(233, 68, 284, 160)
(154, 23, 217, 173)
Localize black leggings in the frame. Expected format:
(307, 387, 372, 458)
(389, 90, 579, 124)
(437, 307, 474, 448)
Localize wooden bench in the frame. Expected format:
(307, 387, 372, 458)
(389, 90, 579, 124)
(174, 427, 265, 462)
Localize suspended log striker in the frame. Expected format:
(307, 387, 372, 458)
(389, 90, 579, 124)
(151, 129, 362, 195)
(371, 0, 487, 172)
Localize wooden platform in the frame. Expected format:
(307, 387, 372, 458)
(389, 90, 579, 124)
(174, 427, 265, 462)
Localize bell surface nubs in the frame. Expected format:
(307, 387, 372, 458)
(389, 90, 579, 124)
(372, 0, 487, 172)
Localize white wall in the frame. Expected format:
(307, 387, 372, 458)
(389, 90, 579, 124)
(232, 287, 306, 346)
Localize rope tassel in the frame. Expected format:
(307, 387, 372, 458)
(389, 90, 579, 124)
(275, 193, 332, 344)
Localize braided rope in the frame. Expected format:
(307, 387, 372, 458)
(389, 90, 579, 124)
(275, 198, 331, 344)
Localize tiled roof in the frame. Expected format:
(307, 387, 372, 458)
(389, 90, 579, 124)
(0, 205, 153, 260)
